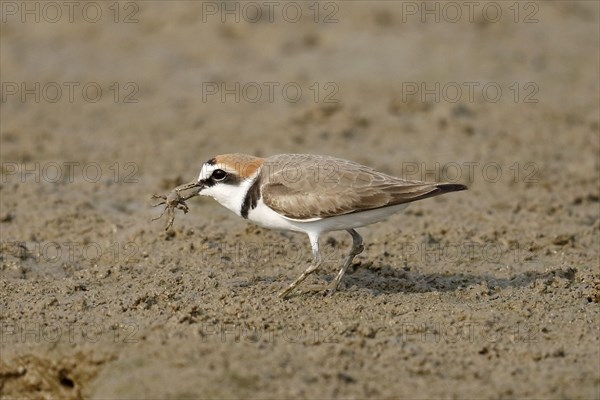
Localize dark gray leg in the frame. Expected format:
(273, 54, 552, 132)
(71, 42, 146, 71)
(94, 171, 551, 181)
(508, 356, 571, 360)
(329, 229, 364, 295)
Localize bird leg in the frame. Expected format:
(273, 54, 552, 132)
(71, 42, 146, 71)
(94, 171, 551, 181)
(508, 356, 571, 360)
(278, 236, 322, 299)
(329, 229, 364, 295)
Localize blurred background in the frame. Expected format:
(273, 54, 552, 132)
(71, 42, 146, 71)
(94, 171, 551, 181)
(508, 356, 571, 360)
(2, 2, 597, 180)
(1, 1, 599, 399)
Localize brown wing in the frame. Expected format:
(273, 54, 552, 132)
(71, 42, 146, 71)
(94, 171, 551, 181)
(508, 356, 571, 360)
(260, 154, 466, 220)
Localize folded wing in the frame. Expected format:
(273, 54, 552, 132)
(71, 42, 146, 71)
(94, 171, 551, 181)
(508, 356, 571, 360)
(260, 154, 466, 220)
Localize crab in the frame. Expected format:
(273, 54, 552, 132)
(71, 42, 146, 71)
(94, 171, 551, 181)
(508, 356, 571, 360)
(152, 181, 201, 231)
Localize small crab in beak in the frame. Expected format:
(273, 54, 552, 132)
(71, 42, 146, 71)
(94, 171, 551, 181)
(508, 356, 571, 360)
(151, 181, 203, 230)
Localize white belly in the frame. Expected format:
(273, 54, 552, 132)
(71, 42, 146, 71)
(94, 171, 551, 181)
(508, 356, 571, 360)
(248, 199, 409, 235)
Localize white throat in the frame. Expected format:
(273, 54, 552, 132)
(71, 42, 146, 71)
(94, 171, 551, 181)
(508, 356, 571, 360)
(200, 172, 259, 217)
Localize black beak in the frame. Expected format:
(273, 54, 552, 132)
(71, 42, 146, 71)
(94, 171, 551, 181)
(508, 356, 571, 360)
(175, 180, 203, 197)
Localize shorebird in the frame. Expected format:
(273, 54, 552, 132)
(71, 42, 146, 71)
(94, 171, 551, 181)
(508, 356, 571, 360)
(161, 153, 466, 298)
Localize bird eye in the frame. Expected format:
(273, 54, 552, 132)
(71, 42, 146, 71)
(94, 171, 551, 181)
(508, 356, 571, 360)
(211, 169, 227, 181)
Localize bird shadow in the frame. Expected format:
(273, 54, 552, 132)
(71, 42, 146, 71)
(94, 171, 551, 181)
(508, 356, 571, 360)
(335, 263, 576, 295)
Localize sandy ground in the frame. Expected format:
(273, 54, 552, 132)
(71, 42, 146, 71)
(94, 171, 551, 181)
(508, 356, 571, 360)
(1, 1, 599, 399)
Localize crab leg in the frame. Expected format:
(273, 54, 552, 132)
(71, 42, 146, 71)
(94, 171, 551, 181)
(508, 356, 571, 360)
(151, 181, 202, 230)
